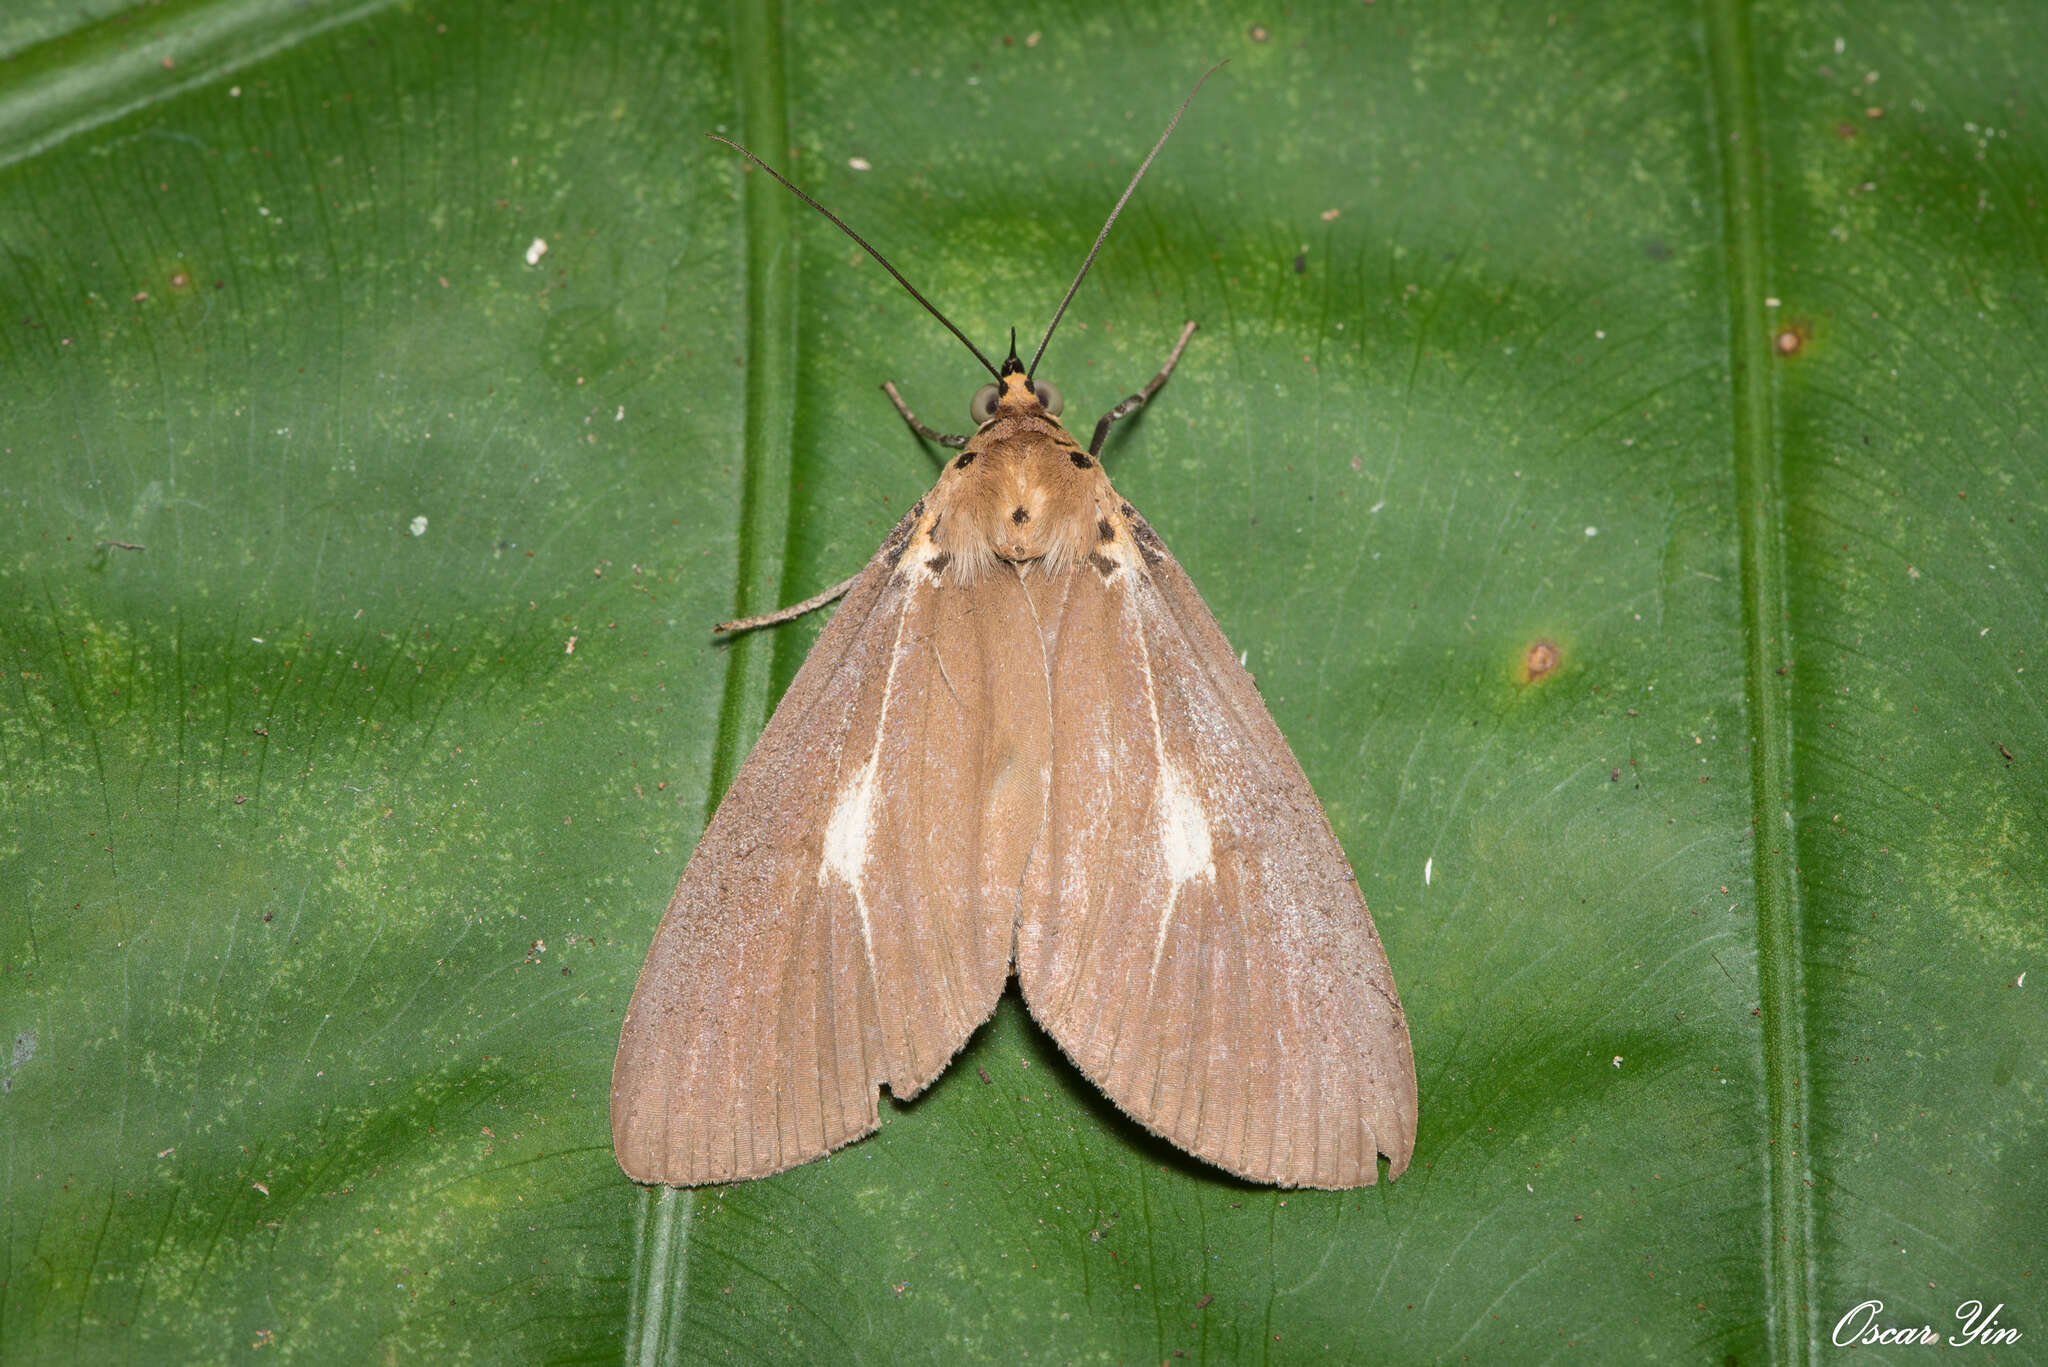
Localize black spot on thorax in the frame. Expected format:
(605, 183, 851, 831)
(1069, 453, 1093, 469)
(1011, 506, 1030, 524)
(926, 551, 953, 574)
(955, 453, 977, 469)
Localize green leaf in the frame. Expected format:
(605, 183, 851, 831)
(2, 1, 2041, 1363)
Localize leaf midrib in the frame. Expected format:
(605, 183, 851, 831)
(1706, 2, 1816, 1363)
(623, 0, 795, 1361)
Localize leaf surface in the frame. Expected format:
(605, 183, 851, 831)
(1, 2, 2040, 1363)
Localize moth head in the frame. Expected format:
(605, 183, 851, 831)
(974, 350, 1063, 424)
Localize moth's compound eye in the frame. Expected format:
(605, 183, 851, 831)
(1033, 379, 1063, 416)
(969, 383, 1001, 425)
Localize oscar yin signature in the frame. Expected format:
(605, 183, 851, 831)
(1832, 1299, 2022, 1348)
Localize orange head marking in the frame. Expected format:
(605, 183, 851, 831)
(971, 335, 1067, 425)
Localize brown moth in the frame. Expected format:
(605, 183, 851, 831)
(612, 69, 1416, 1190)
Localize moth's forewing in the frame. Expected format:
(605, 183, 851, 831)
(1014, 515, 1417, 1189)
(609, 510, 1047, 1185)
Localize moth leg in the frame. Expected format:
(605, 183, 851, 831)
(1089, 320, 1199, 456)
(881, 382, 969, 449)
(713, 572, 860, 635)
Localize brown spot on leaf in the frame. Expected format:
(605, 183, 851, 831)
(1522, 639, 1561, 683)
(1773, 321, 1810, 357)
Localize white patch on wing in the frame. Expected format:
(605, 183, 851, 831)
(1149, 759, 1216, 981)
(817, 588, 920, 982)
(1123, 584, 1221, 986)
(1157, 761, 1214, 886)
(822, 755, 878, 886)
(820, 752, 881, 978)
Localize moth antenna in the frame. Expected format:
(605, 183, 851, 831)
(1027, 61, 1226, 381)
(708, 134, 1002, 381)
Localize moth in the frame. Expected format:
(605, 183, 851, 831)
(612, 69, 1416, 1190)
